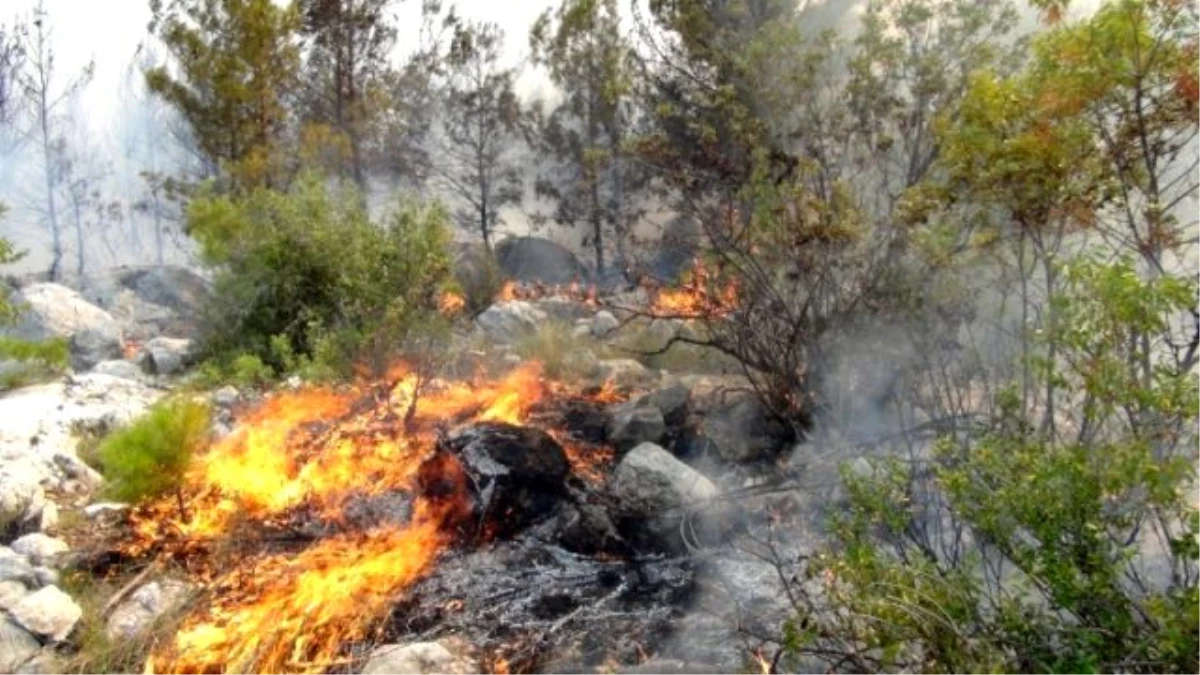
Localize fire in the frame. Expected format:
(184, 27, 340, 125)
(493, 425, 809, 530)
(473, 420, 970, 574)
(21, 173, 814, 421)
(494, 279, 599, 305)
(124, 360, 630, 673)
(649, 259, 738, 318)
(438, 290, 466, 315)
(753, 648, 772, 674)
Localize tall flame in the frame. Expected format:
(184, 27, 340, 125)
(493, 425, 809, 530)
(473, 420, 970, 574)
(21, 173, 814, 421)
(649, 259, 738, 318)
(135, 363, 559, 673)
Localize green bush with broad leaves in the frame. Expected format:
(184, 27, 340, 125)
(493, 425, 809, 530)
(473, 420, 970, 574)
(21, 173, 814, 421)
(783, 257, 1198, 673)
(186, 173, 457, 379)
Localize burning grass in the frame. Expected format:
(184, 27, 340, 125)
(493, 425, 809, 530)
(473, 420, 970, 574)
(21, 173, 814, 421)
(110, 361, 626, 673)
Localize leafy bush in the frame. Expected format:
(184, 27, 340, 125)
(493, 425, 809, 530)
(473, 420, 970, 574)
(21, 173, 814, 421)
(187, 173, 456, 378)
(783, 258, 1199, 673)
(98, 399, 211, 520)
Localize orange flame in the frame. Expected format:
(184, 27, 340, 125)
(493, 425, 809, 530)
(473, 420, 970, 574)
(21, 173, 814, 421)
(438, 290, 466, 315)
(132, 363, 553, 673)
(649, 259, 738, 318)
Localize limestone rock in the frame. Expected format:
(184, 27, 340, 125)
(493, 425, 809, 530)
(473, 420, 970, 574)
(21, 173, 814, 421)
(106, 580, 192, 640)
(474, 301, 548, 344)
(9, 535, 67, 567)
(361, 639, 478, 674)
(0, 618, 40, 673)
(139, 337, 195, 376)
(9, 585, 81, 642)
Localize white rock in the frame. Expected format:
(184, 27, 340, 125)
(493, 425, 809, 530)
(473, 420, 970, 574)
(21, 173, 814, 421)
(10, 534, 68, 567)
(361, 639, 478, 675)
(0, 283, 124, 370)
(593, 358, 657, 388)
(211, 386, 240, 408)
(0, 618, 41, 673)
(0, 548, 36, 586)
(36, 502, 57, 534)
(139, 337, 195, 376)
(83, 502, 130, 519)
(32, 568, 58, 588)
(611, 442, 718, 516)
(590, 310, 620, 337)
(0, 580, 29, 610)
(474, 301, 548, 344)
(106, 579, 191, 641)
(8, 585, 81, 642)
(92, 359, 145, 381)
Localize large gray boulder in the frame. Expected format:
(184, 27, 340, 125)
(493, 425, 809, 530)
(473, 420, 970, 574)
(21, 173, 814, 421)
(474, 301, 548, 344)
(9, 535, 67, 568)
(8, 585, 80, 642)
(699, 392, 789, 463)
(361, 639, 478, 675)
(495, 237, 587, 285)
(609, 443, 735, 552)
(611, 442, 718, 516)
(116, 266, 210, 315)
(1, 283, 123, 370)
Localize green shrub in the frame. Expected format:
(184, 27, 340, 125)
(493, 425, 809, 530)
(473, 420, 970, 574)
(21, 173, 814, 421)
(187, 173, 456, 379)
(784, 258, 1199, 673)
(98, 399, 211, 520)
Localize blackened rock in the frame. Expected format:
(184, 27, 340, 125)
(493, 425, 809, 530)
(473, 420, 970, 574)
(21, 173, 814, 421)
(444, 423, 570, 538)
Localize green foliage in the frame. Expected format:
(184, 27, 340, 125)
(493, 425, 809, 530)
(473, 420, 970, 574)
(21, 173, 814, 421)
(189, 173, 456, 379)
(147, 0, 302, 190)
(98, 399, 210, 517)
(794, 257, 1199, 673)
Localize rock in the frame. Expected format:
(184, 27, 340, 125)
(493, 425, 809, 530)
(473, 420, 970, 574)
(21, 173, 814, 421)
(211, 385, 240, 408)
(0, 283, 125, 371)
(495, 236, 587, 286)
(474, 301, 548, 344)
(606, 406, 666, 451)
(531, 298, 595, 323)
(13, 650, 62, 674)
(0, 580, 28, 610)
(70, 325, 125, 371)
(590, 310, 620, 338)
(361, 639, 479, 675)
(0, 549, 36, 586)
(0, 468, 45, 538)
(9, 535, 67, 567)
(696, 392, 789, 463)
(139, 337, 195, 376)
(593, 359, 656, 388)
(610, 443, 730, 551)
(83, 502, 130, 520)
(570, 322, 592, 339)
(106, 579, 191, 641)
(8, 585, 81, 642)
(635, 383, 691, 426)
(91, 359, 144, 380)
(432, 423, 570, 538)
(117, 266, 210, 315)
(36, 502, 56, 534)
(31, 568, 56, 589)
(611, 443, 718, 516)
(0, 618, 40, 673)
(52, 453, 102, 488)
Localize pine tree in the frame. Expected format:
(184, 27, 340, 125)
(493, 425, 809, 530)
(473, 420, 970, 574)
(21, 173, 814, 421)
(146, 0, 302, 191)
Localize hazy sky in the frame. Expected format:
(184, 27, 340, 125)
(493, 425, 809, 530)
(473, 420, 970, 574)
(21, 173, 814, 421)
(6, 0, 560, 131)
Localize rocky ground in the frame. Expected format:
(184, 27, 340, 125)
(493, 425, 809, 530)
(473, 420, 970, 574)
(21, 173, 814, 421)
(0, 246, 839, 674)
